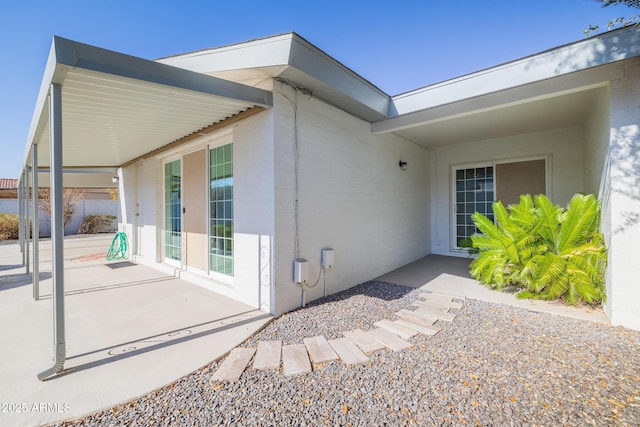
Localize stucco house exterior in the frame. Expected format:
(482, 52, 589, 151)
(20, 27, 640, 332)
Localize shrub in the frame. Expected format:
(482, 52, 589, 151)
(0, 213, 20, 240)
(39, 188, 85, 226)
(78, 215, 116, 234)
(470, 193, 607, 306)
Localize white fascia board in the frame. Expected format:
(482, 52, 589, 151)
(158, 33, 391, 120)
(391, 26, 640, 116)
(156, 34, 294, 73)
(287, 35, 390, 118)
(22, 36, 273, 168)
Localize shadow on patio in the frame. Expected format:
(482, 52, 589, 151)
(0, 235, 272, 426)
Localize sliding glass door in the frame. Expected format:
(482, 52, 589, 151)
(452, 158, 547, 250)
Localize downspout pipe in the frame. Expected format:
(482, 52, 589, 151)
(38, 83, 65, 381)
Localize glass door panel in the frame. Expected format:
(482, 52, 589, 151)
(164, 159, 182, 262)
(454, 166, 494, 249)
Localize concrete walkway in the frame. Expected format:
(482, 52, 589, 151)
(376, 255, 609, 324)
(0, 235, 271, 427)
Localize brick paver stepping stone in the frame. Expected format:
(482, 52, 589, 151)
(253, 340, 282, 370)
(374, 319, 418, 339)
(212, 347, 256, 382)
(396, 309, 439, 328)
(367, 327, 412, 351)
(282, 344, 311, 376)
(328, 337, 369, 365)
(400, 308, 439, 323)
(304, 336, 339, 364)
(414, 299, 463, 311)
(396, 318, 441, 336)
(418, 292, 454, 304)
(414, 307, 456, 322)
(342, 329, 385, 354)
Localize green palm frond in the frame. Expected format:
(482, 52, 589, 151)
(534, 194, 562, 252)
(470, 192, 607, 306)
(558, 194, 600, 254)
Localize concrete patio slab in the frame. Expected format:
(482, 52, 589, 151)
(0, 235, 271, 426)
(376, 255, 609, 324)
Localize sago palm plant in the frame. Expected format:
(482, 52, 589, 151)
(469, 193, 607, 306)
(469, 194, 540, 289)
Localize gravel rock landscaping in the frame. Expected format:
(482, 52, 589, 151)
(57, 280, 640, 426)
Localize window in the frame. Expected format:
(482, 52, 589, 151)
(164, 159, 182, 261)
(209, 143, 234, 276)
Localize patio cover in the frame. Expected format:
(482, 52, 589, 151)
(18, 36, 272, 380)
(22, 36, 272, 185)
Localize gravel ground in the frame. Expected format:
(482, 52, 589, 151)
(57, 281, 639, 426)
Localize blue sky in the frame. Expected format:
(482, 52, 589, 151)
(0, 0, 637, 179)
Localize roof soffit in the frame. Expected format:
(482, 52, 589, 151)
(23, 37, 273, 169)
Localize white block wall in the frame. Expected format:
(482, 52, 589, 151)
(583, 87, 610, 197)
(431, 127, 585, 257)
(272, 85, 431, 315)
(603, 58, 640, 330)
(118, 110, 276, 313)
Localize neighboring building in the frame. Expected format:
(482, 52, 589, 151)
(20, 28, 640, 330)
(0, 178, 18, 199)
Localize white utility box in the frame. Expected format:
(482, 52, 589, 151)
(321, 248, 335, 269)
(293, 258, 309, 283)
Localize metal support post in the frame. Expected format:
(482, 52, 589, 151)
(25, 167, 30, 275)
(38, 83, 66, 380)
(18, 173, 24, 265)
(32, 147, 39, 300)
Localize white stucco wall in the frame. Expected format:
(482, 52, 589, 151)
(604, 58, 640, 330)
(431, 127, 585, 257)
(272, 84, 431, 315)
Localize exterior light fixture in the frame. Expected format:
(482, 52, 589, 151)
(112, 175, 119, 183)
(399, 161, 407, 171)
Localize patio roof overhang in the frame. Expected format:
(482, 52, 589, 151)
(373, 26, 640, 148)
(21, 36, 273, 186)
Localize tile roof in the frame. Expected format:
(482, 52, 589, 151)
(0, 178, 18, 189)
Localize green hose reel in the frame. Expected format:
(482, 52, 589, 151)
(106, 231, 128, 261)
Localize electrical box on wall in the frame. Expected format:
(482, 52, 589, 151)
(321, 248, 335, 269)
(293, 258, 309, 284)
